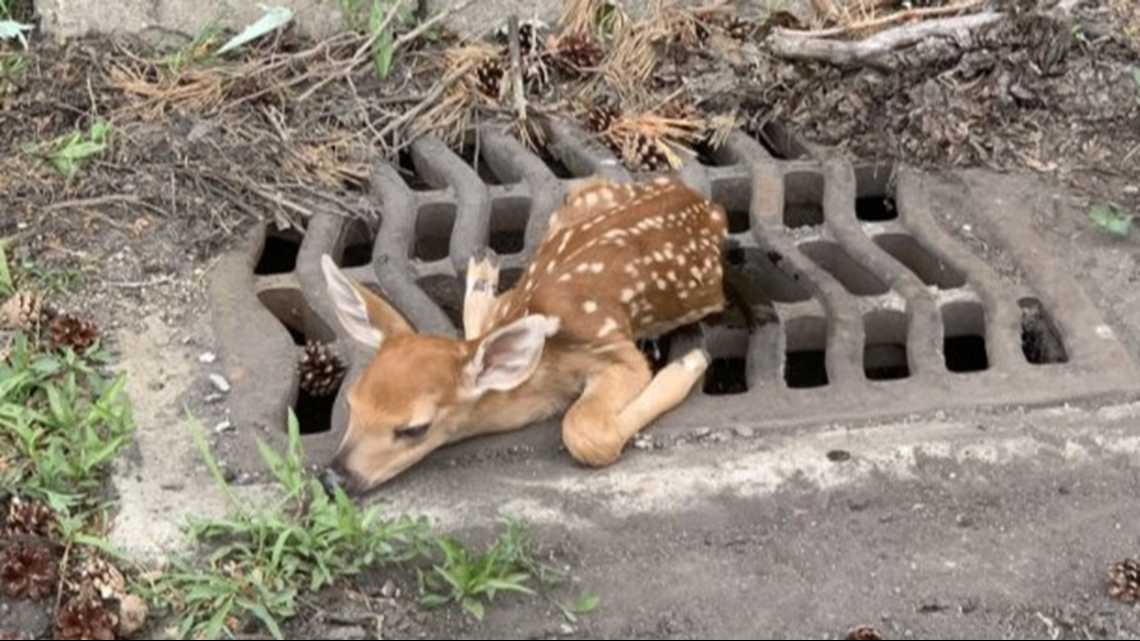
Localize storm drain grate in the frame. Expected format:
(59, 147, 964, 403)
(207, 118, 1140, 471)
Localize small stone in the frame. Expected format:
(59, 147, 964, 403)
(380, 579, 398, 598)
(204, 392, 226, 404)
(209, 374, 231, 394)
(198, 352, 217, 364)
(559, 623, 576, 636)
(734, 426, 755, 439)
(325, 625, 367, 640)
(694, 427, 712, 439)
(632, 435, 654, 450)
(214, 420, 234, 433)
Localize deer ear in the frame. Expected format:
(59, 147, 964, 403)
(466, 315, 560, 393)
(321, 254, 386, 349)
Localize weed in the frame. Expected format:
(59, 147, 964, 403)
(340, 0, 416, 80)
(0, 333, 131, 513)
(1088, 202, 1134, 239)
(0, 50, 27, 91)
(145, 411, 433, 640)
(0, 0, 10, 20)
(0, 245, 13, 297)
(164, 19, 225, 73)
(22, 119, 111, 178)
(146, 410, 596, 638)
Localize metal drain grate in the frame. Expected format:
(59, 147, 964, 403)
(207, 118, 1140, 471)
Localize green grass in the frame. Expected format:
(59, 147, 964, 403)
(143, 410, 597, 639)
(22, 119, 111, 178)
(1089, 202, 1134, 239)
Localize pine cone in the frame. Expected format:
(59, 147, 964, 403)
(5, 496, 60, 538)
(846, 626, 884, 640)
(584, 100, 619, 133)
(56, 597, 118, 641)
(298, 340, 346, 397)
(64, 556, 127, 603)
(718, 15, 753, 40)
(1109, 558, 1140, 602)
(0, 541, 58, 601)
(552, 31, 604, 74)
(47, 313, 100, 352)
(631, 134, 671, 172)
(474, 57, 505, 98)
(0, 292, 41, 332)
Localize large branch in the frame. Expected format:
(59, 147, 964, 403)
(769, 11, 1004, 67)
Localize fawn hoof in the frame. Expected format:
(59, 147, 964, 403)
(470, 247, 500, 270)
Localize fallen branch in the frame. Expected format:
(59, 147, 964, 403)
(778, 0, 985, 39)
(769, 11, 1003, 66)
(376, 61, 475, 142)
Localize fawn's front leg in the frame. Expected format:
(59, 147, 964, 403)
(561, 341, 710, 467)
(464, 248, 500, 340)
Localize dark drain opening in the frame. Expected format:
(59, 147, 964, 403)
(536, 147, 576, 179)
(753, 121, 806, 160)
(417, 274, 465, 329)
(694, 140, 740, 167)
(499, 267, 524, 291)
(873, 234, 966, 289)
(727, 210, 750, 235)
(489, 196, 531, 255)
(1020, 297, 1069, 364)
(784, 171, 825, 228)
(293, 387, 337, 434)
(397, 150, 435, 191)
(341, 220, 374, 268)
(703, 329, 749, 395)
(799, 241, 889, 296)
(257, 287, 336, 345)
(942, 301, 989, 373)
(460, 145, 518, 186)
(864, 310, 910, 380)
(725, 247, 811, 304)
(414, 203, 456, 262)
(255, 226, 303, 275)
(855, 164, 898, 222)
(785, 316, 829, 388)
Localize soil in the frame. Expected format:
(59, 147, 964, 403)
(1, 0, 1139, 639)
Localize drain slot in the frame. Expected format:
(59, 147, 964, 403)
(257, 286, 336, 345)
(417, 274, 465, 329)
(726, 247, 811, 304)
(855, 164, 898, 222)
(785, 316, 829, 389)
(942, 301, 989, 373)
(800, 241, 889, 296)
(1020, 297, 1069, 364)
(784, 171, 824, 228)
(864, 310, 910, 380)
(414, 203, 456, 262)
(460, 145, 518, 186)
(255, 226, 303, 275)
(398, 150, 435, 191)
(341, 220, 374, 267)
(489, 196, 531, 255)
(703, 328, 750, 396)
(873, 234, 965, 289)
(294, 388, 337, 434)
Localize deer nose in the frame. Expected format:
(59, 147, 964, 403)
(319, 466, 347, 498)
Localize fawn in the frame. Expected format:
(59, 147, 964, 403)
(318, 174, 729, 496)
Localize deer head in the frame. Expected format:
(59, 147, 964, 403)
(316, 255, 558, 497)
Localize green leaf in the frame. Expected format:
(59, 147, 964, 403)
(0, 19, 33, 48)
(369, 0, 395, 79)
(571, 592, 600, 614)
(216, 5, 295, 55)
(242, 600, 286, 640)
(1133, 66, 1140, 89)
(1089, 203, 1133, 238)
(462, 597, 485, 621)
(0, 244, 12, 294)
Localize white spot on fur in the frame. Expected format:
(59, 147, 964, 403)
(656, 279, 667, 290)
(690, 267, 702, 280)
(621, 288, 635, 303)
(589, 263, 604, 273)
(559, 274, 573, 283)
(598, 317, 619, 338)
(637, 282, 647, 293)
(583, 301, 598, 314)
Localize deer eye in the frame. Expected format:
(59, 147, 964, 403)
(394, 423, 430, 440)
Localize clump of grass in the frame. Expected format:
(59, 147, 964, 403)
(145, 410, 597, 639)
(22, 119, 112, 179)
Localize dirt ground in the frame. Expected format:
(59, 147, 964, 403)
(2, 0, 1139, 638)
